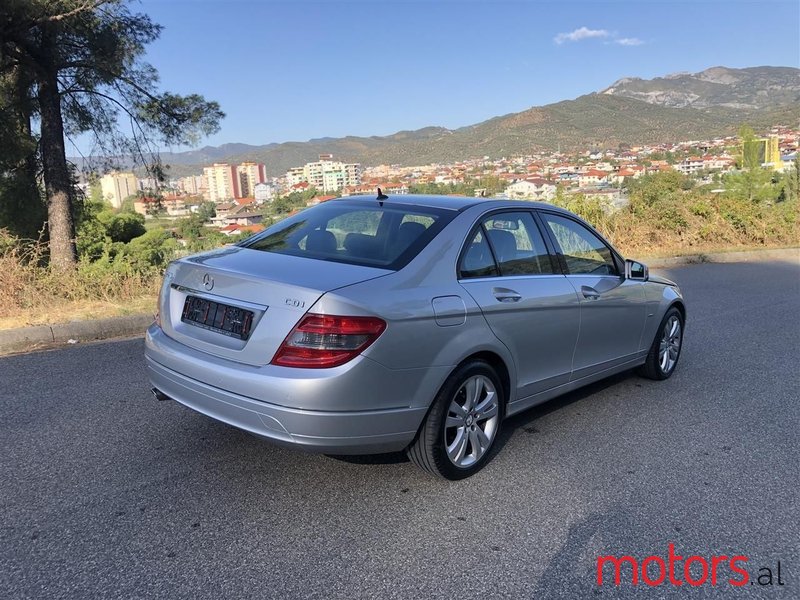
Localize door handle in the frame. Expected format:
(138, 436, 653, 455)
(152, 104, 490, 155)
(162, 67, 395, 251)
(581, 286, 600, 300)
(492, 287, 522, 302)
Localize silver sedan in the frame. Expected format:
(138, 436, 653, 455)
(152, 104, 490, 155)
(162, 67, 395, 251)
(145, 194, 685, 479)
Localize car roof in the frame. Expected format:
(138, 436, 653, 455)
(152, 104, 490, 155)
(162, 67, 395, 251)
(335, 194, 570, 213)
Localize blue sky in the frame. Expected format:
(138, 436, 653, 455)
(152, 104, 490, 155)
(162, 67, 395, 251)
(83, 0, 800, 152)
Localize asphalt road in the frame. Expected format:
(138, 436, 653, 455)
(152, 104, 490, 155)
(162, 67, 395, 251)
(1, 259, 798, 599)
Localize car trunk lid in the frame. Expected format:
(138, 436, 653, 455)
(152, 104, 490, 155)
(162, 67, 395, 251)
(159, 246, 391, 366)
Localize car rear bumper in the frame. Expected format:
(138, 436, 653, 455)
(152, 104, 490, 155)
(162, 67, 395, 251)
(145, 325, 431, 454)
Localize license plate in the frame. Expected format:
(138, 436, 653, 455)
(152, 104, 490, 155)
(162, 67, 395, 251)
(181, 296, 254, 340)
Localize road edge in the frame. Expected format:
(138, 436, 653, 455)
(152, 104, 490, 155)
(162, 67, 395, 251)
(643, 246, 799, 268)
(1, 247, 797, 356)
(0, 314, 154, 356)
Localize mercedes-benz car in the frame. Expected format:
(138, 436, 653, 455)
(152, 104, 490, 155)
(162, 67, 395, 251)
(145, 194, 685, 479)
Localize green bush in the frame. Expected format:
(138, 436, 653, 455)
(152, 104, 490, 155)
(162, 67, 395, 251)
(75, 202, 177, 273)
(122, 229, 178, 272)
(689, 201, 712, 218)
(97, 210, 146, 243)
(552, 192, 608, 230)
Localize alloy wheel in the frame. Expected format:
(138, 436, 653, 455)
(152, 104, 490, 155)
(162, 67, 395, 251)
(444, 375, 500, 468)
(658, 315, 682, 374)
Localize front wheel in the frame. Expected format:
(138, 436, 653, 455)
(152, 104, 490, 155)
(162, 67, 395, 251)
(407, 360, 503, 480)
(639, 307, 684, 380)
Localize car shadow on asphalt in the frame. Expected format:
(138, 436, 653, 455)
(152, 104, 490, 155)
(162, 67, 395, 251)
(330, 369, 637, 467)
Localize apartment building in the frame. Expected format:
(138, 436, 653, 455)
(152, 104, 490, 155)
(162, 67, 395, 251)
(203, 163, 241, 201)
(236, 162, 267, 197)
(286, 167, 306, 187)
(99, 171, 138, 209)
(674, 157, 705, 175)
(178, 175, 205, 195)
(137, 177, 159, 192)
(285, 156, 361, 193)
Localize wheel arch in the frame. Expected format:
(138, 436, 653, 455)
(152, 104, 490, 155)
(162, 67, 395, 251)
(455, 350, 512, 415)
(406, 348, 513, 475)
(669, 299, 686, 322)
(412, 348, 513, 440)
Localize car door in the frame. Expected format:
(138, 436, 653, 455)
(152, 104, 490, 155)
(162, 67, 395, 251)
(538, 211, 647, 380)
(458, 210, 580, 401)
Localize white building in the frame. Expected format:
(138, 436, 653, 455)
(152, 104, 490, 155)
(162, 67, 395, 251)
(286, 167, 306, 187)
(178, 175, 205, 195)
(137, 177, 160, 192)
(99, 172, 138, 208)
(253, 182, 274, 203)
(674, 157, 705, 175)
(504, 179, 557, 201)
(286, 156, 361, 193)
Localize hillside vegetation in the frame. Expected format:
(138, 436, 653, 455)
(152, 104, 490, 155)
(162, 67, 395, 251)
(158, 95, 800, 177)
(153, 66, 800, 177)
(160, 94, 800, 177)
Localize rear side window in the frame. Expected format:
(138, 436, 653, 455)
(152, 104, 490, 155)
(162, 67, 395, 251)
(482, 212, 555, 276)
(459, 229, 499, 279)
(241, 201, 454, 270)
(459, 211, 554, 279)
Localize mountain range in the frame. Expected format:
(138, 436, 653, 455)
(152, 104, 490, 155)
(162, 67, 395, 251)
(601, 66, 800, 109)
(133, 66, 800, 177)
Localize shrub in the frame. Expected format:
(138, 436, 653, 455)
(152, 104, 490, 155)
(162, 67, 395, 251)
(0, 231, 164, 318)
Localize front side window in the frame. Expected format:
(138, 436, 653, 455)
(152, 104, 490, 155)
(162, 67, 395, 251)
(242, 201, 453, 269)
(541, 213, 618, 276)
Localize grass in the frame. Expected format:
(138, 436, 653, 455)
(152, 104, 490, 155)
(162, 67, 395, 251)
(567, 193, 799, 260)
(0, 235, 162, 330)
(0, 296, 157, 330)
(144, 215, 177, 230)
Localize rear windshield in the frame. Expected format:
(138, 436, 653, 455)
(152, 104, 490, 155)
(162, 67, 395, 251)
(240, 201, 455, 269)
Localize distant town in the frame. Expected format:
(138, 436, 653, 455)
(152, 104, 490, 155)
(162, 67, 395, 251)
(85, 125, 798, 238)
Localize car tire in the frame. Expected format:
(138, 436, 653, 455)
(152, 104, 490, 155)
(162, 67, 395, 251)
(407, 360, 504, 480)
(638, 306, 684, 380)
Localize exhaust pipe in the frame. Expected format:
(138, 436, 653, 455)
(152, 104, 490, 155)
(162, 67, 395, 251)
(151, 387, 171, 402)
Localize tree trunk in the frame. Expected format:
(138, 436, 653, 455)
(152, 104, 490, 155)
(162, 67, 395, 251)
(37, 43, 77, 270)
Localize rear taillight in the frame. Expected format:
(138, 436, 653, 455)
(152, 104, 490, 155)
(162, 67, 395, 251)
(271, 313, 386, 368)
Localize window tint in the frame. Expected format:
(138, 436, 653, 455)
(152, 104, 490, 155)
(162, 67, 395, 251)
(542, 213, 618, 275)
(482, 212, 554, 276)
(459, 229, 498, 279)
(242, 201, 453, 269)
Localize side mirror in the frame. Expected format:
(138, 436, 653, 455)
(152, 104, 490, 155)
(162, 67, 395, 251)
(625, 259, 648, 281)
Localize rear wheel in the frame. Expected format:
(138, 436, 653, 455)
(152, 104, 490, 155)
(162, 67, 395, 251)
(639, 307, 684, 380)
(407, 360, 503, 480)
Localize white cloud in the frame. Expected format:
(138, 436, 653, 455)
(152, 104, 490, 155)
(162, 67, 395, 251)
(554, 27, 611, 45)
(615, 37, 644, 46)
(554, 27, 646, 47)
